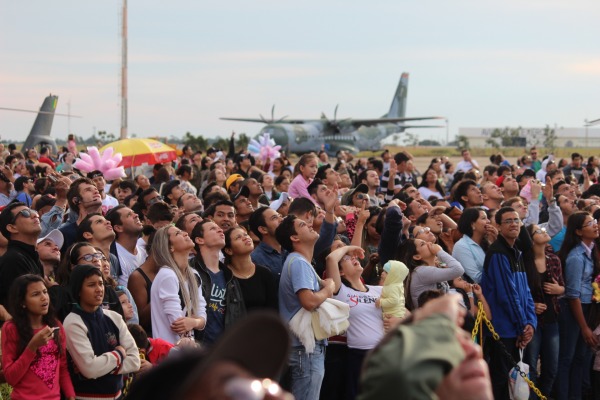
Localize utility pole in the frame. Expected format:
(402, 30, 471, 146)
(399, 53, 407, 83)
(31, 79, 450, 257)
(120, 0, 128, 139)
(445, 118, 449, 145)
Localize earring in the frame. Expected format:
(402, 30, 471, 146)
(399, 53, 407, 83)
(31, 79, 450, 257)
(22, 305, 26, 308)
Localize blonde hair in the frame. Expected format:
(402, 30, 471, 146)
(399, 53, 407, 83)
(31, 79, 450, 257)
(151, 226, 200, 317)
(293, 153, 317, 178)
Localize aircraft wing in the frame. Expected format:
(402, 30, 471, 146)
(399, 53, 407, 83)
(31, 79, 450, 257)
(349, 116, 445, 126)
(220, 117, 308, 124)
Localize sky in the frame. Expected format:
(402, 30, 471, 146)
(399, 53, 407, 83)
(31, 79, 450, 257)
(1, 0, 600, 145)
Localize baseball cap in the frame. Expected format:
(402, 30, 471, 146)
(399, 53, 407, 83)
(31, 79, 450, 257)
(342, 183, 369, 206)
(269, 192, 290, 211)
(232, 185, 250, 202)
(495, 175, 506, 187)
(36, 228, 64, 249)
(86, 170, 103, 179)
(226, 174, 243, 190)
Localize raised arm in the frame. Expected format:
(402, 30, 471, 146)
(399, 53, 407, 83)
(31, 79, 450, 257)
(325, 246, 365, 294)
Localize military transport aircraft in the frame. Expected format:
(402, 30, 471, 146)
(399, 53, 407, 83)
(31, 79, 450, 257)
(0, 94, 79, 153)
(221, 73, 444, 154)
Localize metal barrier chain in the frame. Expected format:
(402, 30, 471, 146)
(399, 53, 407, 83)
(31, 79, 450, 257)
(471, 301, 547, 400)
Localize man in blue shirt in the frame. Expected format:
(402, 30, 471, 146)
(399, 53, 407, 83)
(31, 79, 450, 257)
(249, 206, 286, 282)
(276, 215, 335, 400)
(482, 207, 536, 400)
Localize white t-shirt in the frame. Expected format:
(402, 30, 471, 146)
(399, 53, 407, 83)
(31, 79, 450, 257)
(102, 195, 119, 214)
(151, 267, 207, 345)
(334, 284, 384, 350)
(418, 186, 444, 200)
(116, 242, 147, 286)
(456, 159, 479, 173)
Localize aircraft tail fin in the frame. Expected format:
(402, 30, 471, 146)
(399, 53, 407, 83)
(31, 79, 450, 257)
(22, 95, 59, 153)
(385, 72, 408, 118)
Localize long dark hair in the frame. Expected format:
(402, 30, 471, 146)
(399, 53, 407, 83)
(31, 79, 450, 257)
(522, 225, 544, 302)
(396, 239, 427, 311)
(7, 274, 60, 355)
(57, 242, 91, 285)
(223, 226, 251, 267)
(457, 207, 490, 252)
(558, 212, 591, 266)
(418, 167, 446, 198)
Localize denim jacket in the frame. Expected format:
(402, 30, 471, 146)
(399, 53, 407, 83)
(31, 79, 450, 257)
(564, 243, 594, 304)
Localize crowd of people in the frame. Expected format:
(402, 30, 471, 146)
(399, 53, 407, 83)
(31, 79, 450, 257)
(0, 138, 598, 400)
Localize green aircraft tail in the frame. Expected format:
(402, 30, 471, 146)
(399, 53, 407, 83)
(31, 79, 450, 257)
(385, 72, 408, 118)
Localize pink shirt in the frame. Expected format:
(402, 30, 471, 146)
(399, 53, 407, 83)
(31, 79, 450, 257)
(1, 321, 75, 400)
(288, 174, 317, 204)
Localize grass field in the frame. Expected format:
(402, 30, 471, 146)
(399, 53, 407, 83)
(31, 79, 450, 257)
(360, 146, 600, 159)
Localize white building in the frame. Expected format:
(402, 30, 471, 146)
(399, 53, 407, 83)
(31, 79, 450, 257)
(459, 127, 600, 148)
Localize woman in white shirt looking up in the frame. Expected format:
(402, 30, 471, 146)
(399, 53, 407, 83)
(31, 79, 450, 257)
(150, 225, 206, 345)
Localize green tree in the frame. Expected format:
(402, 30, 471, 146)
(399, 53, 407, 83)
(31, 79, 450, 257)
(213, 138, 230, 152)
(183, 132, 209, 152)
(237, 133, 250, 151)
(455, 135, 470, 151)
(543, 125, 557, 153)
(402, 132, 419, 146)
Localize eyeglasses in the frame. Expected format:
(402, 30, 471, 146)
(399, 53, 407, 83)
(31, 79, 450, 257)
(584, 219, 598, 228)
(501, 218, 520, 225)
(78, 253, 104, 262)
(11, 208, 39, 224)
(414, 227, 431, 237)
(341, 255, 357, 262)
(532, 227, 547, 236)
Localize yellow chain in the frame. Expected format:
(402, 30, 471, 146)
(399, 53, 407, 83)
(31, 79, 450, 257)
(471, 301, 546, 400)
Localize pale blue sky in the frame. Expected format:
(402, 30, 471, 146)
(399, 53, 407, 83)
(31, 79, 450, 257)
(1, 0, 599, 145)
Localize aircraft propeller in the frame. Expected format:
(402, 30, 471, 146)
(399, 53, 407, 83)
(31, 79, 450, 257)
(259, 105, 288, 124)
(321, 104, 350, 134)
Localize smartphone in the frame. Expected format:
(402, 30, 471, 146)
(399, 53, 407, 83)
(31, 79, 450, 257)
(47, 175, 58, 183)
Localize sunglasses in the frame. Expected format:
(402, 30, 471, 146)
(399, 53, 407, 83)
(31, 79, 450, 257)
(78, 253, 104, 262)
(532, 227, 547, 236)
(11, 208, 39, 224)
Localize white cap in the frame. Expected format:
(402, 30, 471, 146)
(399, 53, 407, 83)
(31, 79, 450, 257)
(36, 229, 64, 249)
(269, 192, 290, 211)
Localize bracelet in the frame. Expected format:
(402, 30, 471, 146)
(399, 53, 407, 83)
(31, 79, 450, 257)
(326, 210, 335, 215)
(467, 292, 474, 298)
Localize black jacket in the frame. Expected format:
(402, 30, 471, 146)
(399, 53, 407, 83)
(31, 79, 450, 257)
(0, 240, 44, 306)
(191, 257, 246, 342)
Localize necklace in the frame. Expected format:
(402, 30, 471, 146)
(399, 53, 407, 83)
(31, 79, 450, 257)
(231, 262, 255, 279)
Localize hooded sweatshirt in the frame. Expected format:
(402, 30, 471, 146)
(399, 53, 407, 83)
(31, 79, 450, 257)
(380, 261, 409, 318)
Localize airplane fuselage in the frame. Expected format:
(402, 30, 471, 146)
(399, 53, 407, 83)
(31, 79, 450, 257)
(258, 122, 405, 155)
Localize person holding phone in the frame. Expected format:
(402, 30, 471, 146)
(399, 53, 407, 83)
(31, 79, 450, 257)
(1, 274, 75, 399)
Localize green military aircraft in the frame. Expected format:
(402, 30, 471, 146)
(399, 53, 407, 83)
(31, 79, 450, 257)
(221, 73, 444, 155)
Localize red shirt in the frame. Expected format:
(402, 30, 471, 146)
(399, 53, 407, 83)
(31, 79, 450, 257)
(1, 321, 75, 400)
(147, 337, 173, 365)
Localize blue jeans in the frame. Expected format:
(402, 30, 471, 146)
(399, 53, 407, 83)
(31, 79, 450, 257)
(289, 344, 326, 400)
(523, 321, 559, 399)
(556, 299, 593, 400)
